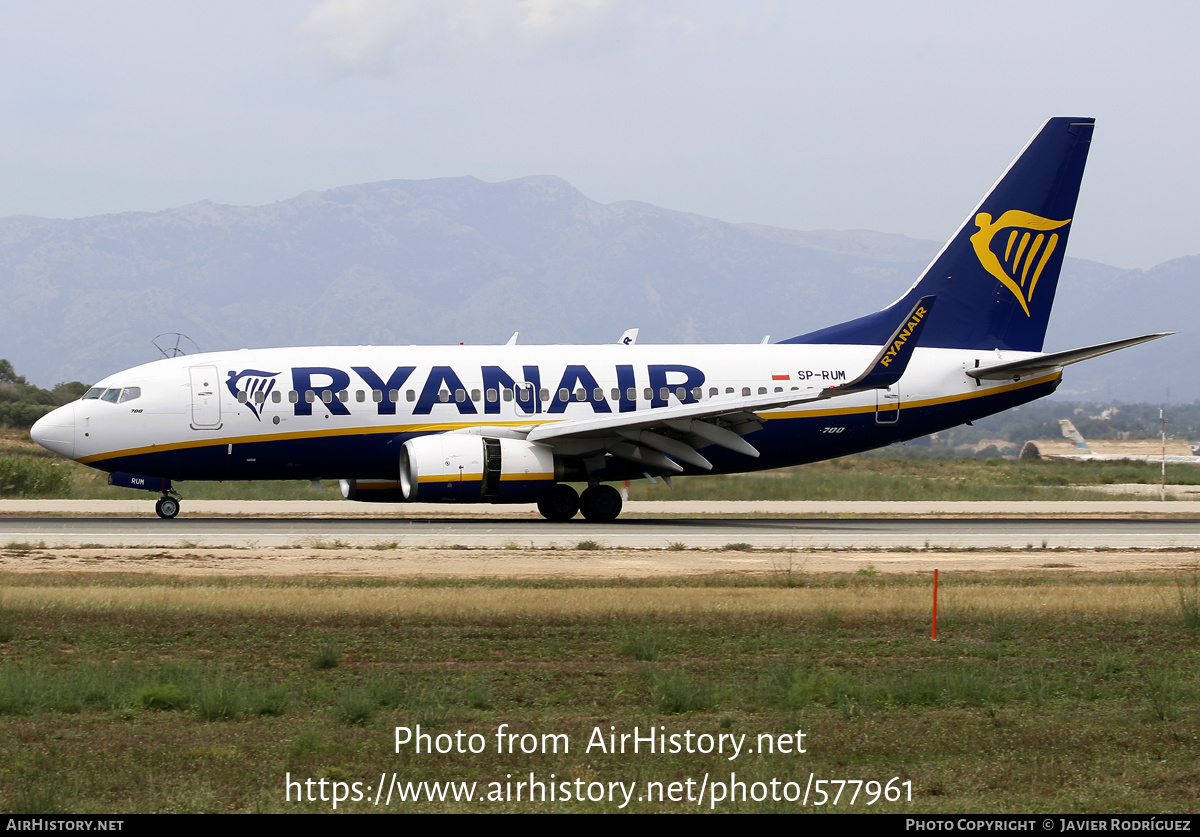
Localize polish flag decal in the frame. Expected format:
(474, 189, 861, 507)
(771, 372, 790, 381)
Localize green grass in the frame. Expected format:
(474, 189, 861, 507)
(0, 570, 1198, 812)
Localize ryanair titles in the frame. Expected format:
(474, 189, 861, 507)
(879, 306, 928, 367)
(270, 364, 709, 418)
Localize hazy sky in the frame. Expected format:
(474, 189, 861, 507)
(1, 1, 1196, 269)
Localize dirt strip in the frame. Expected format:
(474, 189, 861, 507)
(1, 545, 1197, 578)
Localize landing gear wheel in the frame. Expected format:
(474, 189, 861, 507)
(155, 497, 180, 519)
(579, 485, 623, 522)
(537, 484, 580, 521)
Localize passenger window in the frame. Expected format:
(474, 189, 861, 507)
(726, 387, 735, 394)
(692, 387, 702, 400)
(486, 389, 498, 403)
(406, 390, 415, 402)
(741, 387, 750, 396)
(101, 388, 121, 403)
(774, 386, 782, 393)
(559, 388, 570, 401)
(289, 391, 299, 404)
(236, 391, 248, 404)
(254, 391, 266, 404)
(659, 387, 669, 401)
(471, 389, 481, 402)
(272, 391, 282, 403)
(709, 387, 718, 397)
(627, 387, 636, 401)
(594, 388, 604, 401)
(575, 388, 586, 401)
(83, 387, 104, 400)
(758, 387, 767, 395)
(518, 389, 530, 403)
(389, 389, 400, 403)
(454, 389, 465, 403)
(675, 387, 686, 400)
(540, 389, 549, 402)
(439, 390, 450, 403)
(372, 390, 382, 403)
(322, 391, 333, 404)
(644, 388, 652, 401)
(338, 391, 349, 403)
(118, 387, 141, 403)
(355, 390, 365, 403)
(305, 391, 316, 403)
(502, 389, 513, 402)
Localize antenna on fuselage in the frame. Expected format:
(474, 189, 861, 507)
(152, 333, 200, 359)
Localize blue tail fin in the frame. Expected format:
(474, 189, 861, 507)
(783, 117, 1094, 352)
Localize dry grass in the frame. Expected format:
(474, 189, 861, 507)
(0, 578, 1179, 619)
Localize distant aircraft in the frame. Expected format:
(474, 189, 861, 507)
(1042, 420, 1200, 464)
(31, 117, 1170, 521)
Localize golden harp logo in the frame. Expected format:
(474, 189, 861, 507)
(970, 210, 1071, 316)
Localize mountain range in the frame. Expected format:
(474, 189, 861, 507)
(0, 175, 1189, 402)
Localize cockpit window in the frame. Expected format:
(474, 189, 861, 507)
(117, 387, 141, 404)
(100, 388, 121, 403)
(82, 387, 105, 400)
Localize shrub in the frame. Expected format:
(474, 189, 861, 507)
(619, 628, 667, 661)
(137, 683, 188, 711)
(311, 645, 341, 670)
(195, 679, 242, 721)
(0, 456, 72, 497)
(640, 665, 714, 714)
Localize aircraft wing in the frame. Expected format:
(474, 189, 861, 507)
(521, 296, 934, 471)
(966, 333, 1172, 381)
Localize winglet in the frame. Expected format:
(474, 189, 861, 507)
(820, 295, 935, 398)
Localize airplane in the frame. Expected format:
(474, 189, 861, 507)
(30, 116, 1170, 522)
(1029, 420, 1200, 464)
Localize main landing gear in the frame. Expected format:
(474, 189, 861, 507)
(155, 493, 181, 519)
(536, 484, 623, 522)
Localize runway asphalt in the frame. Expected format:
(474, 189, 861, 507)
(0, 500, 1197, 549)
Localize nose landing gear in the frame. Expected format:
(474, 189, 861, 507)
(107, 472, 182, 519)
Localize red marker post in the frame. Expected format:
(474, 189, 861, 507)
(932, 569, 939, 641)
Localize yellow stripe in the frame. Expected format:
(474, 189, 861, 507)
(417, 473, 482, 483)
(78, 373, 1060, 464)
(76, 418, 549, 465)
(764, 371, 1060, 420)
(415, 472, 553, 484)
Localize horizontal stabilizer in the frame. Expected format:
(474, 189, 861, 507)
(967, 333, 1172, 381)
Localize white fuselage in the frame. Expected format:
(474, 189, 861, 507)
(33, 342, 1057, 483)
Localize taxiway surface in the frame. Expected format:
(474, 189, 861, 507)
(1, 505, 1198, 550)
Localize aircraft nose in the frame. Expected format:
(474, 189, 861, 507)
(30, 403, 76, 460)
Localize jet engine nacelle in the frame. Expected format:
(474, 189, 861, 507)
(399, 435, 557, 503)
